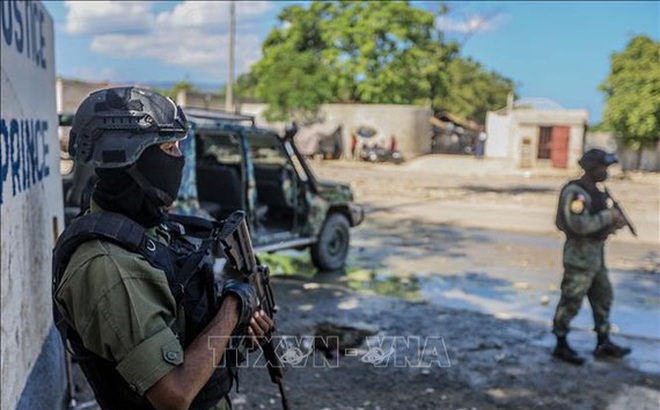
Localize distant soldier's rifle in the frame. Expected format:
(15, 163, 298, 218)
(217, 211, 290, 410)
(605, 188, 637, 237)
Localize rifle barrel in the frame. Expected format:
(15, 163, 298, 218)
(277, 380, 290, 410)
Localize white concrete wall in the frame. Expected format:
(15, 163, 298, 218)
(619, 142, 660, 171)
(586, 132, 660, 171)
(585, 131, 618, 152)
(486, 108, 588, 169)
(567, 124, 585, 168)
(485, 111, 511, 158)
(514, 123, 539, 168)
(1, 2, 65, 408)
(56, 85, 433, 159)
(511, 108, 588, 126)
(241, 103, 432, 158)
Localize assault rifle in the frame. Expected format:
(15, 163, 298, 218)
(605, 188, 637, 237)
(216, 211, 289, 410)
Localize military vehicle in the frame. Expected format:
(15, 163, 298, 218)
(60, 108, 363, 271)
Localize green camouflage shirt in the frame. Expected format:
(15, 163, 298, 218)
(54, 204, 230, 409)
(559, 182, 615, 270)
(54, 204, 185, 396)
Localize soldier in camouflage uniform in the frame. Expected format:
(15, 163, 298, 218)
(552, 148, 631, 365)
(53, 87, 273, 409)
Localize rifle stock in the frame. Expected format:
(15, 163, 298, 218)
(217, 211, 290, 410)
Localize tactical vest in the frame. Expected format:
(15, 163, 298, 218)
(555, 178, 610, 240)
(52, 211, 234, 409)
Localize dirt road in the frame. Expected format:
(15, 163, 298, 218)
(73, 155, 660, 410)
(232, 156, 659, 410)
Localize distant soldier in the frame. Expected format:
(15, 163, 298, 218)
(552, 148, 632, 365)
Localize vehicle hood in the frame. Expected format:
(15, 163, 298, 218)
(316, 180, 354, 202)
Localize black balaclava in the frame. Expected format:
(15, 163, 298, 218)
(582, 165, 608, 183)
(136, 144, 185, 207)
(590, 168, 608, 183)
(92, 145, 184, 227)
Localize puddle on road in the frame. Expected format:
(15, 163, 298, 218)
(258, 251, 426, 299)
(260, 252, 519, 303)
(343, 268, 424, 300)
(258, 251, 317, 280)
(258, 251, 660, 341)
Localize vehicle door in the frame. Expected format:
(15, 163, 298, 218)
(195, 129, 257, 230)
(249, 131, 306, 242)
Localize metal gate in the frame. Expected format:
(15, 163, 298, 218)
(550, 126, 570, 168)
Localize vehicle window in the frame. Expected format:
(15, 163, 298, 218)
(198, 133, 242, 165)
(250, 133, 288, 166)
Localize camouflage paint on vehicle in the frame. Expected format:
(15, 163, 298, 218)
(171, 127, 211, 218)
(178, 128, 198, 202)
(162, 109, 362, 269)
(303, 191, 330, 237)
(301, 181, 361, 236)
(241, 130, 259, 232)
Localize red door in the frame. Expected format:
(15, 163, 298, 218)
(551, 126, 570, 168)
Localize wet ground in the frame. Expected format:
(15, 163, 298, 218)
(233, 278, 660, 410)
(232, 156, 659, 409)
(71, 155, 660, 409)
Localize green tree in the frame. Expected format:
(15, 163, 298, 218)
(246, 0, 512, 123)
(233, 72, 259, 101)
(250, 3, 334, 120)
(600, 35, 660, 150)
(155, 80, 196, 100)
(436, 58, 514, 123)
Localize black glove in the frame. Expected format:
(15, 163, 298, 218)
(220, 279, 258, 332)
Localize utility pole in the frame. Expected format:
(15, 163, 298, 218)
(225, 1, 235, 112)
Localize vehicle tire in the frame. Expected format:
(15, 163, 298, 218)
(311, 213, 350, 272)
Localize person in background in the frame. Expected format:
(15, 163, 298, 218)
(552, 148, 631, 365)
(475, 128, 487, 159)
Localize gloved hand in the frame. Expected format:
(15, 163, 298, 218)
(611, 208, 626, 230)
(220, 279, 258, 332)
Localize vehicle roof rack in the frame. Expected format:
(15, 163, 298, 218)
(183, 107, 256, 126)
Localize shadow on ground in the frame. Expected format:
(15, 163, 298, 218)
(460, 184, 556, 195)
(234, 280, 660, 410)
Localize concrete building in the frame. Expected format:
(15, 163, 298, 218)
(485, 98, 589, 169)
(171, 90, 434, 159)
(56, 77, 153, 113)
(1, 2, 67, 409)
(240, 103, 432, 159)
(586, 131, 660, 172)
(56, 82, 432, 160)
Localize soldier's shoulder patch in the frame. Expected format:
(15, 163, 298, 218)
(570, 194, 585, 214)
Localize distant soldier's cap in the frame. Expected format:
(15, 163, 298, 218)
(578, 148, 618, 171)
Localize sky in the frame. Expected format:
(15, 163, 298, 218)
(43, 1, 659, 123)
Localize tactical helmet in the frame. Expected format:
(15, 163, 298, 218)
(578, 148, 618, 171)
(69, 87, 188, 168)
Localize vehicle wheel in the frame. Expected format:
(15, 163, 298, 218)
(311, 213, 350, 271)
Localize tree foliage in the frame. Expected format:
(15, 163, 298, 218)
(155, 80, 196, 100)
(437, 58, 514, 124)
(241, 1, 513, 123)
(600, 35, 660, 149)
